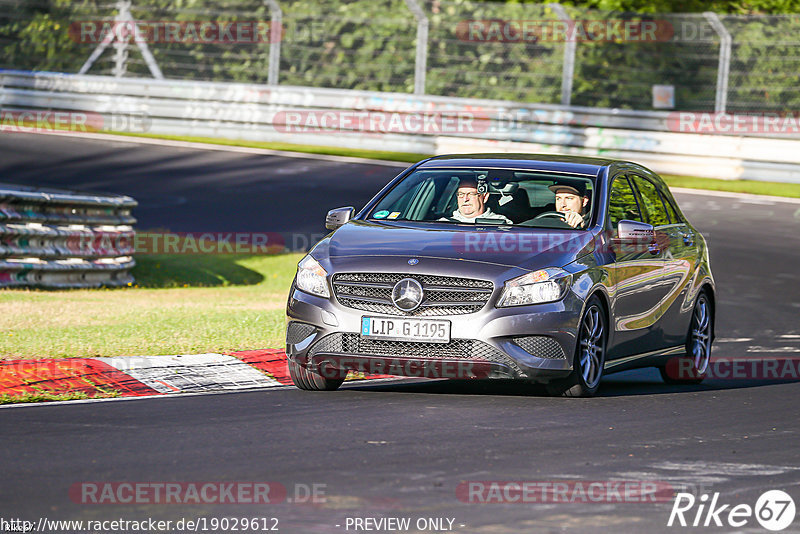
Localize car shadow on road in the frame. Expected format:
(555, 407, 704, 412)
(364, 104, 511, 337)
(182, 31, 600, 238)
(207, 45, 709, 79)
(132, 253, 265, 287)
(598, 368, 800, 397)
(341, 367, 799, 398)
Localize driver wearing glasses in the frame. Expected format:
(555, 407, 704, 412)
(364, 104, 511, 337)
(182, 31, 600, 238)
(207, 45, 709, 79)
(440, 178, 512, 224)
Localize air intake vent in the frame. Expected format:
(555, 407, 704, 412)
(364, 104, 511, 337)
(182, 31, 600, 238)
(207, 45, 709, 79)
(513, 336, 566, 359)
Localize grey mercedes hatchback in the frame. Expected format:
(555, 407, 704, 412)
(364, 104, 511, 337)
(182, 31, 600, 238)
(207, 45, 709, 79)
(285, 154, 715, 397)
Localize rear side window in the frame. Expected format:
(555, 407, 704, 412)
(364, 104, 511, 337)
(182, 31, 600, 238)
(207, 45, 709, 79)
(662, 194, 682, 224)
(607, 176, 642, 230)
(632, 176, 671, 227)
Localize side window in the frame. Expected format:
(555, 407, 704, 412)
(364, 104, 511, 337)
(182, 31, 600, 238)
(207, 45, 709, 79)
(662, 194, 682, 224)
(434, 176, 460, 215)
(632, 176, 670, 227)
(607, 176, 642, 230)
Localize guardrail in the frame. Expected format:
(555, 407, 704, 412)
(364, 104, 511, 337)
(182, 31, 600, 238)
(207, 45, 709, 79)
(2, 69, 800, 183)
(0, 182, 136, 289)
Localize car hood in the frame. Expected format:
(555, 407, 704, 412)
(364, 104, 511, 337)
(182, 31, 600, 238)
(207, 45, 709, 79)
(321, 220, 594, 272)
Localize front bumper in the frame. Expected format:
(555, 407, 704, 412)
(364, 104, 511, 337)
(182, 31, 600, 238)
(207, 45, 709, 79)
(286, 284, 583, 382)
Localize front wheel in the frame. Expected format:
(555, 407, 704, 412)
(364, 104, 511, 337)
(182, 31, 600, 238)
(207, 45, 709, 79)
(659, 292, 712, 385)
(547, 296, 607, 397)
(288, 358, 346, 391)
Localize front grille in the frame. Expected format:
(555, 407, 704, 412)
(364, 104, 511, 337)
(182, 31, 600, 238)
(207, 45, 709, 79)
(332, 273, 493, 316)
(286, 321, 317, 344)
(513, 335, 566, 359)
(306, 333, 524, 376)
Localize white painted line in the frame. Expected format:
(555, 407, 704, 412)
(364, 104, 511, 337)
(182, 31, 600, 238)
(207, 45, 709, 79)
(0, 384, 296, 409)
(656, 460, 800, 477)
(0, 375, 410, 409)
(778, 334, 800, 339)
(715, 337, 754, 343)
(29, 130, 411, 168)
(671, 187, 800, 205)
(614, 470, 729, 485)
(746, 346, 800, 353)
(97, 353, 283, 393)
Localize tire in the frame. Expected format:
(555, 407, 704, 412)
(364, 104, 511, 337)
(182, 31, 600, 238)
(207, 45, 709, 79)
(659, 291, 712, 385)
(546, 296, 607, 398)
(288, 358, 346, 391)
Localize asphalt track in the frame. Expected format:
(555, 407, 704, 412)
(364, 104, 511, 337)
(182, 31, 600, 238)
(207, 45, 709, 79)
(0, 132, 403, 237)
(1, 133, 800, 533)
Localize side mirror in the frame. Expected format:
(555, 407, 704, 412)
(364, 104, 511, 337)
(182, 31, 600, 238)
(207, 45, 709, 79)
(617, 219, 655, 241)
(325, 206, 355, 230)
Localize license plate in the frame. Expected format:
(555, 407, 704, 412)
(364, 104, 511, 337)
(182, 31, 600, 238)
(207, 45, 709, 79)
(361, 316, 451, 343)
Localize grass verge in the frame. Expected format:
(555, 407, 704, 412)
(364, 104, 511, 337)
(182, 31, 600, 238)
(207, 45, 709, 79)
(661, 174, 800, 198)
(0, 253, 303, 359)
(0, 390, 120, 404)
(111, 132, 800, 198)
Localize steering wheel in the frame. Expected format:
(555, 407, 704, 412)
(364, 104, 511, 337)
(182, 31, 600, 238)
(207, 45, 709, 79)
(521, 210, 573, 228)
(533, 211, 566, 220)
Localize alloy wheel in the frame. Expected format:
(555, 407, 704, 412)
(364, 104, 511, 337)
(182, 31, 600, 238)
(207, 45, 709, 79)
(690, 294, 712, 375)
(578, 303, 605, 389)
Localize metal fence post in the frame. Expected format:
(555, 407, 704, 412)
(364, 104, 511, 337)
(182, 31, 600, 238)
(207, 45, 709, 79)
(404, 0, 428, 95)
(112, 0, 131, 77)
(548, 4, 576, 106)
(265, 0, 282, 86)
(80, 0, 163, 79)
(704, 12, 731, 113)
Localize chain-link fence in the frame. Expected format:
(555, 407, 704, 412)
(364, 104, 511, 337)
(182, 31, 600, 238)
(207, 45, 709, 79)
(2, 0, 799, 112)
(722, 14, 800, 113)
(425, 1, 566, 103)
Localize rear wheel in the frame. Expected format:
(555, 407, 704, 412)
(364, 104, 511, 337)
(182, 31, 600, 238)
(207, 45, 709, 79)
(547, 296, 607, 397)
(659, 292, 712, 384)
(288, 358, 346, 391)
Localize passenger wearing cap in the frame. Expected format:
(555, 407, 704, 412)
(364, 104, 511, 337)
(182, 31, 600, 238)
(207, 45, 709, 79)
(550, 183, 590, 229)
(440, 178, 512, 224)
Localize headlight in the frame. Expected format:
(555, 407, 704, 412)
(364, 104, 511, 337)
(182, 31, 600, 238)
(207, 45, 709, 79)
(295, 255, 330, 298)
(497, 268, 572, 307)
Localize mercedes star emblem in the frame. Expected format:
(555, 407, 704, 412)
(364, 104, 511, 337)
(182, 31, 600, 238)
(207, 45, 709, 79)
(391, 278, 424, 312)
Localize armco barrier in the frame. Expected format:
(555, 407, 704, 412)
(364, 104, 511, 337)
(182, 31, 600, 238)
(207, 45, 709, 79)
(0, 183, 136, 289)
(2, 70, 800, 182)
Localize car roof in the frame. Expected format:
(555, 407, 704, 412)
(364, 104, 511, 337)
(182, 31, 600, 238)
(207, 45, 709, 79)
(416, 153, 620, 177)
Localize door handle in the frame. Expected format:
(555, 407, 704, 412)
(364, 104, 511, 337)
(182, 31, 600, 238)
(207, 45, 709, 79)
(648, 243, 661, 255)
(682, 233, 694, 246)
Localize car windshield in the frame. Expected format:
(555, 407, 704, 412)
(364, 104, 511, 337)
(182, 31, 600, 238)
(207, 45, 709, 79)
(367, 168, 596, 229)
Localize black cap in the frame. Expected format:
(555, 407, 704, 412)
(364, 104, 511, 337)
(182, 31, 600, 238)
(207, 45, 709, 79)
(549, 182, 587, 196)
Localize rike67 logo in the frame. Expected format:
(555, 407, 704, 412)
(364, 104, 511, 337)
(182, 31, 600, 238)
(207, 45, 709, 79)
(668, 490, 795, 531)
